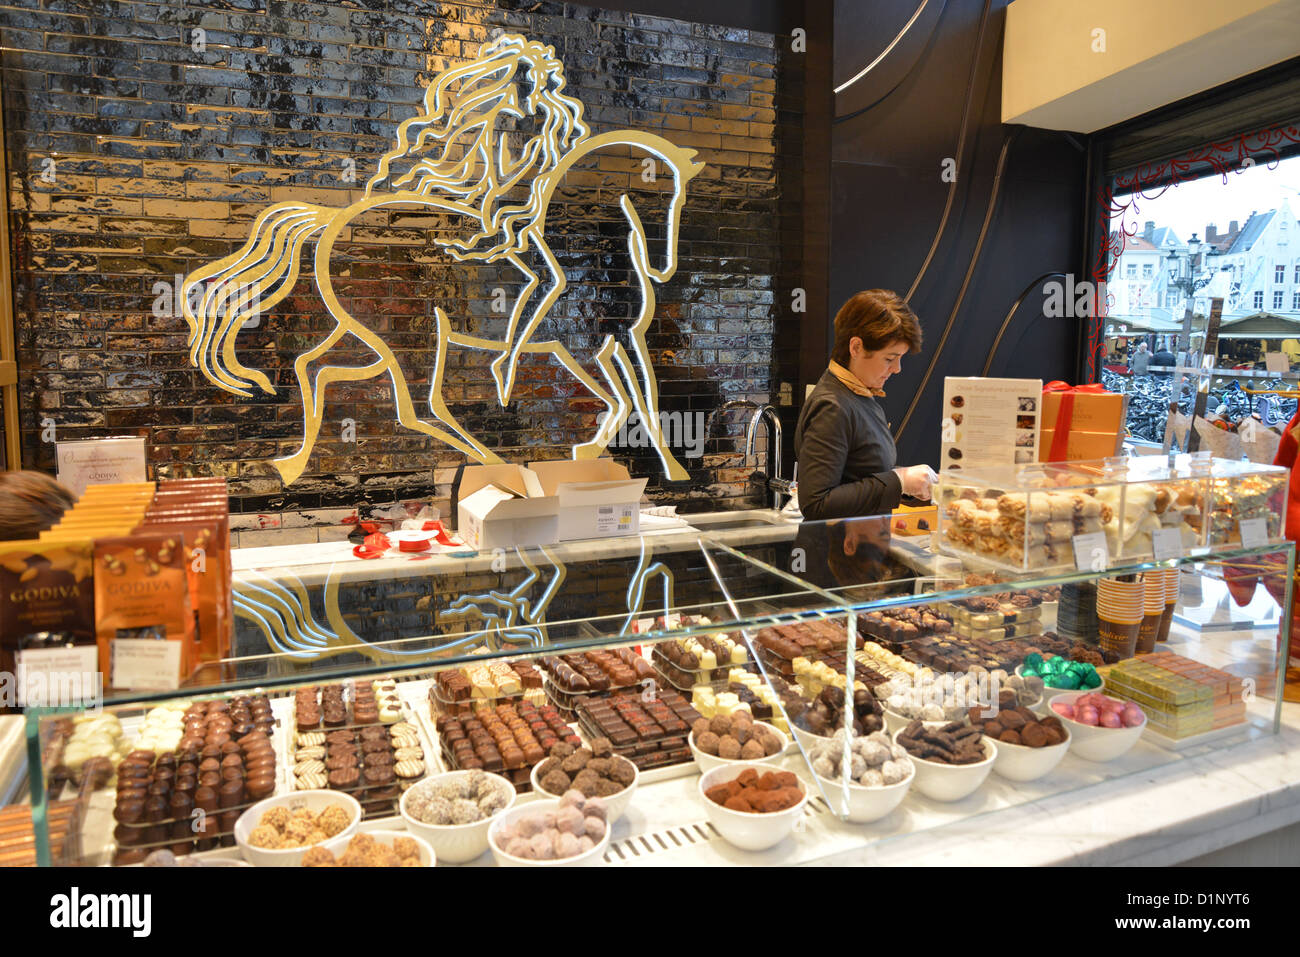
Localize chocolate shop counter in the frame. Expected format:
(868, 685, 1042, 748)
(15, 494, 1299, 867)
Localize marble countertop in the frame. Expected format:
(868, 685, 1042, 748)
(231, 509, 799, 584)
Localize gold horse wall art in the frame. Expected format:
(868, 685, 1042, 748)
(181, 34, 704, 485)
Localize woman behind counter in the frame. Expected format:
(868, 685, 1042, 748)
(795, 289, 935, 521)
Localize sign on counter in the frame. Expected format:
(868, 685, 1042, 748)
(940, 377, 1043, 473)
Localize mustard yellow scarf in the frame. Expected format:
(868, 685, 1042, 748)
(829, 360, 886, 398)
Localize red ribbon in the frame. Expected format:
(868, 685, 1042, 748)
(421, 519, 457, 546)
(1043, 381, 1109, 462)
(351, 530, 392, 560)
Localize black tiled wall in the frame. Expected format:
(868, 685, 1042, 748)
(3, 1, 805, 519)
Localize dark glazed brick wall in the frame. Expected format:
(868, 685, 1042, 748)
(2, 0, 805, 520)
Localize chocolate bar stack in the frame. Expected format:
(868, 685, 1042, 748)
(575, 687, 701, 771)
(1056, 581, 1100, 643)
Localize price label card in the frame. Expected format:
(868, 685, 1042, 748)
(1072, 531, 1109, 572)
(1152, 527, 1183, 561)
(1239, 518, 1269, 549)
(111, 639, 181, 691)
(14, 646, 100, 708)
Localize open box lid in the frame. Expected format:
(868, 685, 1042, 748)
(527, 459, 648, 505)
(458, 464, 557, 517)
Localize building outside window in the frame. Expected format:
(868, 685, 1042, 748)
(1255, 290, 1265, 308)
(1275, 290, 1285, 309)
(1276, 263, 1286, 282)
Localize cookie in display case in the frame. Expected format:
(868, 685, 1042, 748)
(936, 455, 1288, 572)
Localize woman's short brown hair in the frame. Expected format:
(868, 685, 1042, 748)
(831, 289, 923, 365)
(0, 470, 75, 541)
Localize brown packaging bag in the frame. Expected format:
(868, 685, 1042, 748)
(95, 532, 194, 691)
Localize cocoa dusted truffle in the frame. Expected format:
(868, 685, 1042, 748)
(540, 770, 572, 794)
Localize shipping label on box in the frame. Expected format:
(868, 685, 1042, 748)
(529, 459, 647, 541)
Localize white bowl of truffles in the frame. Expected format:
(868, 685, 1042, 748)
(530, 739, 639, 824)
(688, 712, 788, 775)
(807, 729, 914, 823)
(399, 770, 516, 865)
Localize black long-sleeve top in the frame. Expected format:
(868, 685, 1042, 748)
(794, 370, 903, 521)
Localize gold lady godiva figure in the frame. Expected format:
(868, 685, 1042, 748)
(182, 34, 704, 484)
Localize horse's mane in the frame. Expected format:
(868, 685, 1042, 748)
(366, 33, 589, 259)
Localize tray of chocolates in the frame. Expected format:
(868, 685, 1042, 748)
(433, 701, 577, 792)
(939, 598, 1043, 631)
(540, 649, 657, 718)
(289, 679, 430, 818)
(429, 659, 546, 717)
(111, 695, 277, 865)
(575, 687, 701, 772)
(753, 619, 849, 679)
(856, 605, 953, 643)
(697, 671, 797, 737)
(650, 633, 752, 689)
(539, 649, 655, 695)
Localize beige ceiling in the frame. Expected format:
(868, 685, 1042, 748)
(1003, 0, 1300, 132)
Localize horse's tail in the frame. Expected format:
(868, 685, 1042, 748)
(181, 203, 332, 397)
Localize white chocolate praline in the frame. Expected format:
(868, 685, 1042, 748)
(451, 798, 480, 825)
(880, 759, 909, 785)
(812, 756, 835, 779)
(859, 741, 889, 767)
(859, 769, 885, 788)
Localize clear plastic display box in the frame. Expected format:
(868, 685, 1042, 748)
(936, 454, 1288, 573)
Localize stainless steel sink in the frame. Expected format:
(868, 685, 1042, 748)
(687, 510, 792, 531)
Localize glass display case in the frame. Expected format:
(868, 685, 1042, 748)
(935, 454, 1287, 571)
(20, 501, 1293, 866)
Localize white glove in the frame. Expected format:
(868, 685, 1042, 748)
(894, 464, 937, 501)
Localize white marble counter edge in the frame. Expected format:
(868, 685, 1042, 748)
(802, 718, 1300, 867)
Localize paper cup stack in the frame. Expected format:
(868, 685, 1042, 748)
(1157, 567, 1179, 643)
(1135, 573, 1166, 654)
(1096, 577, 1144, 660)
(1057, 581, 1099, 643)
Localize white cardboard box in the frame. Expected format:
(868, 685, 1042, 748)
(529, 459, 647, 541)
(457, 464, 559, 551)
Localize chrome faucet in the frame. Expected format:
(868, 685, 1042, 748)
(745, 405, 785, 509)
(705, 400, 790, 508)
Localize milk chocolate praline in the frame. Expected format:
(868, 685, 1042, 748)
(217, 780, 244, 808)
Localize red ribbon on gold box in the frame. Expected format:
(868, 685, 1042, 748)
(1039, 381, 1126, 462)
